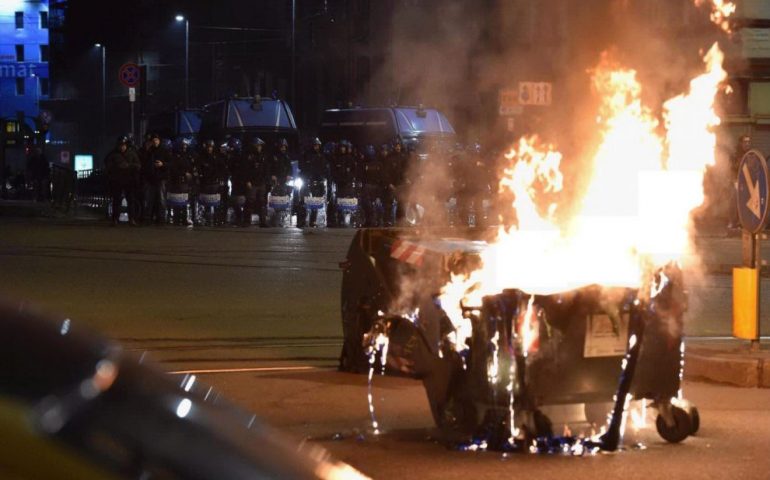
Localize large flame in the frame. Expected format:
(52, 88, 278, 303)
(439, 43, 727, 343)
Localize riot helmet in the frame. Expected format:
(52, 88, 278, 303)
(227, 137, 242, 152)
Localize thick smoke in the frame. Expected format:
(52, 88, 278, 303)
(375, 1, 732, 319)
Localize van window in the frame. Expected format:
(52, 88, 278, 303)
(226, 100, 295, 129)
(394, 108, 455, 135)
(179, 110, 202, 135)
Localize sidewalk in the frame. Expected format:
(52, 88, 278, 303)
(685, 337, 770, 388)
(0, 199, 102, 221)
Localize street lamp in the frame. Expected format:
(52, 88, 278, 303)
(175, 15, 189, 108)
(95, 43, 106, 147)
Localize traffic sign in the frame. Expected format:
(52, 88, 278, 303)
(518, 81, 552, 106)
(737, 149, 770, 234)
(118, 62, 141, 88)
(499, 88, 522, 116)
(128, 87, 136, 103)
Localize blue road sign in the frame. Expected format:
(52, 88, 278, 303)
(737, 149, 770, 234)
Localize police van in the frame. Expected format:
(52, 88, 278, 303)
(146, 108, 202, 141)
(319, 105, 456, 150)
(198, 96, 300, 152)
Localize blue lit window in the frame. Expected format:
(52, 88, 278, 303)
(15, 11, 23, 29)
(16, 78, 25, 96)
(15, 45, 24, 62)
(40, 11, 48, 29)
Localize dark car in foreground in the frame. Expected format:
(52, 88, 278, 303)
(0, 301, 368, 480)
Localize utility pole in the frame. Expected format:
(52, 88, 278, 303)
(291, 0, 296, 106)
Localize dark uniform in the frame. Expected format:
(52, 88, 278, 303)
(455, 144, 491, 227)
(167, 138, 195, 225)
(328, 141, 359, 227)
(297, 139, 328, 227)
(141, 135, 169, 224)
(104, 136, 141, 225)
(362, 145, 387, 227)
(242, 138, 270, 227)
(269, 139, 293, 194)
(197, 140, 228, 225)
(385, 142, 410, 225)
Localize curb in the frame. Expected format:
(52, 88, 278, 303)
(684, 350, 770, 388)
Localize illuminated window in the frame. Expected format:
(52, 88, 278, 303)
(15, 11, 23, 29)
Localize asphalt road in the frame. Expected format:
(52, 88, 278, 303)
(211, 371, 770, 480)
(2, 218, 770, 478)
(0, 218, 767, 348)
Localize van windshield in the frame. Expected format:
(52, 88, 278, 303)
(179, 110, 201, 135)
(226, 100, 295, 129)
(394, 108, 455, 135)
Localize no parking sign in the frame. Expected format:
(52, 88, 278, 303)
(118, 62, 141, 88)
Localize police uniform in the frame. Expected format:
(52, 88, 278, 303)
(243, 140, 269, 227)
(362, 148, 387, 227)
(297, 142, 328, 227)
(329, 142, 358, 227)
(104, 137, 141, 225)
(167, 140, 194, 225)
(141, 138, 169, 224)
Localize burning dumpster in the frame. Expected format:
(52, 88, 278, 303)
(339, 228, 699, 451)
(337, 25, 731, 452)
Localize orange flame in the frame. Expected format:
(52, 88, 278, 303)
(439, 43, 726, 342)
(695, 0, 736, 33)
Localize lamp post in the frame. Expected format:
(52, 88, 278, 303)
(291, 0, 296, 107)
(175, 15, 189, 108)
(95, 43, 106, 147)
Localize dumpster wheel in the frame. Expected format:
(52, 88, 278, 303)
(655, 404, 692, 443)
(676, 400, 700, 435)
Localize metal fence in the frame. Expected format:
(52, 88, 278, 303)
(75, 168, 109, 212)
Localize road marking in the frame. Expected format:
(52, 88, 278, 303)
(167, 365, 325, 375)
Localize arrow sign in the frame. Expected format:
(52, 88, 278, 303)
(737, 149, 770, 234)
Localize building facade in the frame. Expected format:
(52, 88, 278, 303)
(0, 0, 50, 129)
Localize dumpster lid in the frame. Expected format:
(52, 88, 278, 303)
(390, 237, 488, 266)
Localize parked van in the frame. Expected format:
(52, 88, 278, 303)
(199, 96, 300, 151)
(319, 105, 456, 149)
(146, 108, 202, 141)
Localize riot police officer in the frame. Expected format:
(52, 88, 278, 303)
(362, 144, 387, 227)
(385, 139, 410, 226)
(167, 137, 195, 225)
(242, 137, 269, 227)
(197, 139, 228, 226)
(104, 135, 141, 226)
(269, 138, 293, 191)
(328, 140, 358, 227)
(297, 137, 328, 227)
(226, 137, 248, 226)
(455, 143, 491, 227)
(141, 133, 169, 225)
